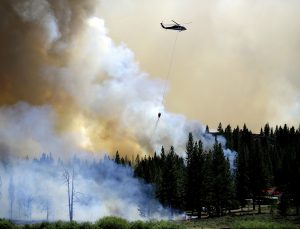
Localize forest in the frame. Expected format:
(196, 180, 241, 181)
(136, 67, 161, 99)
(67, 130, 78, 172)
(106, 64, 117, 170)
(0, 123, 299, 223)
(120, 123, 300, 218)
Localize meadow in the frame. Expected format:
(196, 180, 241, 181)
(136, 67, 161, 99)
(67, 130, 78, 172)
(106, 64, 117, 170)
(1, 214, 299, 229)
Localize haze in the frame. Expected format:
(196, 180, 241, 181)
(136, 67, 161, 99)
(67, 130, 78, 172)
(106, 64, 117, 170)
(99, 0, 300, 131)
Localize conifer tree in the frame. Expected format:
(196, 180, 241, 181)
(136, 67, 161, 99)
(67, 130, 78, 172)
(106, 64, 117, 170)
(114, 151, 120, 164)
(248, 140, 267, 213)
(217, 122, 224, 134)
(185, 138, 205, 218)
(202, 150, 214, 215)
(211, 142, 234, 216)
(158, 146, 181, 211)
(185, 132, 194, 210)
(235, 145, 250, 207)
(224, 124, 233, 149)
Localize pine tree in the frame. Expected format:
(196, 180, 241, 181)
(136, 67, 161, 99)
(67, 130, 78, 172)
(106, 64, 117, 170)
(185, 132, 194, 210)
(264, 123, 270, 136)
(185, 137, 205, 218)
(205, 125, 210, 133)
(232, 126, 240, 152)
(235, 145, 250, 208)
(202, 150, 214, 216)
(211, 142, 234, 216)
(248, 139, 267, 213)
(114, 151, 120, 164)
(224, 124, 233, 149)
(158, 146, 181, 212)
(217, 122, 224, 134)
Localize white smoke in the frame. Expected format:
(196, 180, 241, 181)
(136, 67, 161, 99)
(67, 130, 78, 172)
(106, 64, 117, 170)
(43, 15, 219, 155)
(0, 102, 85, 159)
(0, 156, 168, 221)
(223, 148, 237, 171)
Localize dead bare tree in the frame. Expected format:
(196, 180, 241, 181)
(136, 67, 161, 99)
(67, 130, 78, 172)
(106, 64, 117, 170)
(35, 195, 52, 221)
(0, 176, 2, 200)
(44, 200, 51, 221)
(0, 176, 2, 211)
(63, 168, 75, 221)
(8, 176, 15, 219)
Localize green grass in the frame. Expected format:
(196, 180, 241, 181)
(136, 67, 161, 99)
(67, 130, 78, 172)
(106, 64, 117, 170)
(0, 217, 186, 229)
(183, 214, 300, 229)
(96, 216, 130, 229)
(232, 219, 297, 229)
(1, 214, 299, 229)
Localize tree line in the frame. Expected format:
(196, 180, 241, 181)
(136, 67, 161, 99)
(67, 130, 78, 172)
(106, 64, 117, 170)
(115, 123, 300, 217)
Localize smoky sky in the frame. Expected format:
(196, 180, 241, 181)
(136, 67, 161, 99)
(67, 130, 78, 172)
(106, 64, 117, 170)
(99, 0, 300, 130)
(0, 0, 224, 158)
(1, 0, 298, 159)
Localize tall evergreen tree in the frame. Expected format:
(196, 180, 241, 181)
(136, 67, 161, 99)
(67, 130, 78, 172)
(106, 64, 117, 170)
(217, 122, 224, 134)
(114, 151, 120, 164)
(158, 146, 184, 212)
(202, 150, 214, 215)
(185, 138, 205, 218)
(235, 145, 250, 207)
(211, 142, 234, 216)
(248, 140, 267, 213)
(224, 124, 233, 149)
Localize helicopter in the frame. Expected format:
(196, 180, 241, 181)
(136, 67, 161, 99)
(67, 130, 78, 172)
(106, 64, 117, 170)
(160, 20, 187, 31)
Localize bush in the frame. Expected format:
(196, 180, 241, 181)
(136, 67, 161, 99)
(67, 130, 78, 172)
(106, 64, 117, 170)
(39, 221, 79, 229)
(95, 216, 129, 229)
(78, 222, 95, 229)
(129, 220, 151, 229)
(151, 220, 186, 229)
(24, 221, 95, 229)
(0, 219, 16, 229)
(27, 222, 50, 229)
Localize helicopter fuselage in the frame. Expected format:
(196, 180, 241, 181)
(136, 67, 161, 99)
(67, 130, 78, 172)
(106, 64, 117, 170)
(161, 23, 186, 31)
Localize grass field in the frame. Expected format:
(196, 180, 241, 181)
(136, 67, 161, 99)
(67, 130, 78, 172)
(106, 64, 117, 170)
(1, 213, 299, 229)
(183, 214, 300, 229)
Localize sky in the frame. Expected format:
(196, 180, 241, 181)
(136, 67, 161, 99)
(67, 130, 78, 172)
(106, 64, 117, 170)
(98, 0, 300, 131)
(0, 0, 300, 157)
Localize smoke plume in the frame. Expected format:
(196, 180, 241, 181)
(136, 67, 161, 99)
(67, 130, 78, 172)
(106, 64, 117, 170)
(0, 0, 218, 157)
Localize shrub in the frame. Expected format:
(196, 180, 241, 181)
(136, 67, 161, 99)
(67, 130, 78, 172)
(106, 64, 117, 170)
(78, 222, 96, 229)
(40, 221, 79, 229)
(151, 220, 186, 229)
(0, 219, 16, 229)
(95, 216, 129, 229)
(129, 220, 151, 229)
